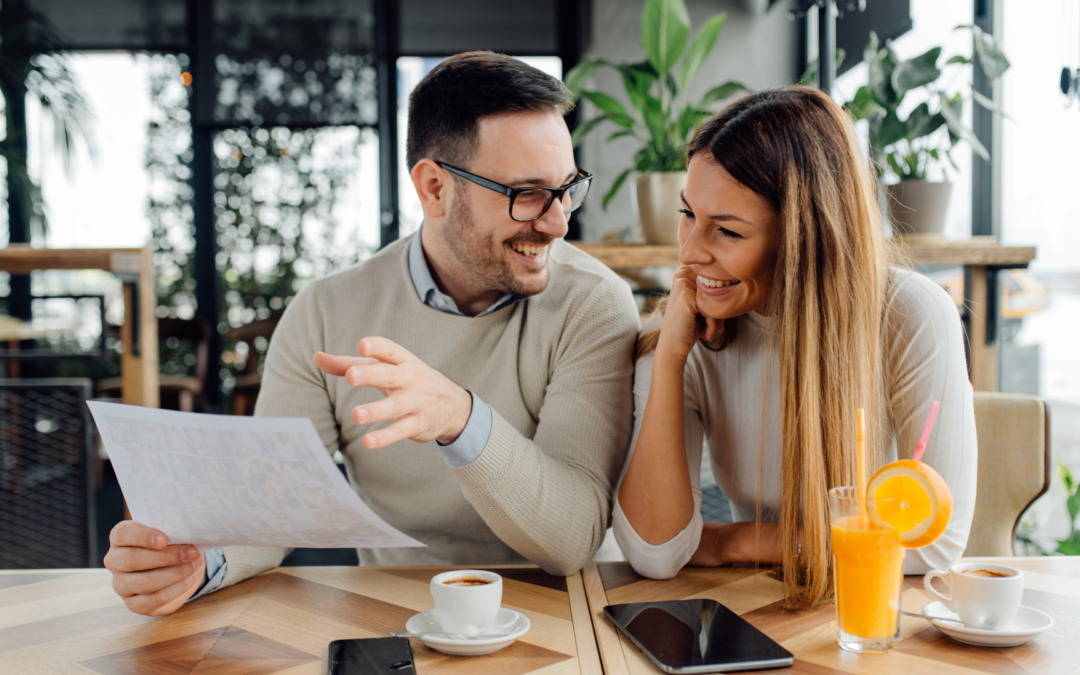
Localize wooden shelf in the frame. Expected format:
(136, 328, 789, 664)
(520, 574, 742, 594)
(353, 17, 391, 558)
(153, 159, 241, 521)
(572, 239, 1037, 269)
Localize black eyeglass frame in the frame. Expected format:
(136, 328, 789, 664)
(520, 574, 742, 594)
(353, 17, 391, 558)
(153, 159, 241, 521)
(436, 161, 593, 222)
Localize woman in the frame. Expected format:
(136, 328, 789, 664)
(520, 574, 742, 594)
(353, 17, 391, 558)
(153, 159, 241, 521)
(612, 87, 977, 609)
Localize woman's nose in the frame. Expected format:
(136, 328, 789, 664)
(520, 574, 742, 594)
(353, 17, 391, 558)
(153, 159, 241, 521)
(678, 222, 711, 266)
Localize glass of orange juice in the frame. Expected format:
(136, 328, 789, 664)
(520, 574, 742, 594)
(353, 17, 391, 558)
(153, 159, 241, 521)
(829, 486, 904, 654)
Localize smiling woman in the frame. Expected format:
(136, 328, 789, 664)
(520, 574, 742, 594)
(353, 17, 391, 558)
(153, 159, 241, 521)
(613, 86, 978, 611)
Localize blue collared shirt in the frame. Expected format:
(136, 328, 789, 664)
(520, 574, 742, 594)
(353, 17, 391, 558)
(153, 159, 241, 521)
(192, 229, 522, 600)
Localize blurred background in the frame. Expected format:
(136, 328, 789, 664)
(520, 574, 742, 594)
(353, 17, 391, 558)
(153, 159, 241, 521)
(1, 0, 1077, 566)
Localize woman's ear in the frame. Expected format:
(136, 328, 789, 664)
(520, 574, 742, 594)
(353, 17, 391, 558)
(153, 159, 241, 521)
(410, 159, 449, 219)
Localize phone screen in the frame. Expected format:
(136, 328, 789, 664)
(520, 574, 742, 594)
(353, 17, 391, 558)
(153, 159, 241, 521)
(604, 599, 794, 673)
(327, 637, 414, 675)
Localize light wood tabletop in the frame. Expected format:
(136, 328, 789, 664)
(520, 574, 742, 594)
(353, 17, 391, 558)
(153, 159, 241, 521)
(0, 565, 602, 675)
(582, 557, 1080, 675)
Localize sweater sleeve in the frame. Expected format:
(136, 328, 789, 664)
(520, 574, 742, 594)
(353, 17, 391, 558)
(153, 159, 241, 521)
(217, 283, 338, 590)
(884, 271, 978, 574)
(449, 278, 640, 576)
(611, 350, 706, 579)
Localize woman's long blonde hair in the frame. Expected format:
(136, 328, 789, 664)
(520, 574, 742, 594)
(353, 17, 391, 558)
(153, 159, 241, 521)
(640, 87, 889, 609)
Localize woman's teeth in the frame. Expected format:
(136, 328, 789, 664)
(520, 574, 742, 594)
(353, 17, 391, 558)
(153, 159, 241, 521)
(511, 243, 548, 258)
(698, 276, 739, 288)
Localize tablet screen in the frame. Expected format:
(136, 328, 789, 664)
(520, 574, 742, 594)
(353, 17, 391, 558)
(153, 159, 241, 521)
(604, 599, 793, 673)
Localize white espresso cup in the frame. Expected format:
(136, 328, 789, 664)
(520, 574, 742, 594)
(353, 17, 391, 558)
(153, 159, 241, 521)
(430, 570, 503, 637)
(923, 562, 1024, 631)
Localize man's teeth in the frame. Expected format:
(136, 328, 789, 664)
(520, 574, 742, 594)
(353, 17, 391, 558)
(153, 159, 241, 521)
(698, 276, 739, 288)
(512, 243, 548, 257)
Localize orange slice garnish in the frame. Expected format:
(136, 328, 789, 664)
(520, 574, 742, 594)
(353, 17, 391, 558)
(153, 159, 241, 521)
(866, 459, 952, 548)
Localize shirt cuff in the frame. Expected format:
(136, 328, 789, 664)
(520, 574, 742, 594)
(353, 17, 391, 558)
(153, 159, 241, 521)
(436, 391, 492, 468)
(187, 547, 227, 602)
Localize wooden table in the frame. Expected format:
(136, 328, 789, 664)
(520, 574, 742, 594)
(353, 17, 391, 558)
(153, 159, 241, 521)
(582, 557, 1079, 675)
(0, 246, 159, 407)
(572, 240, 1037, 392)
(0, 565, 601, 674)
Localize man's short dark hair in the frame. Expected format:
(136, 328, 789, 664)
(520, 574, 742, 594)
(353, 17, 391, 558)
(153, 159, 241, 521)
(406, 51, 574, 170)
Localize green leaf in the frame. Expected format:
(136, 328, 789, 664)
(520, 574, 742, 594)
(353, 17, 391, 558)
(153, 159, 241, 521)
(1056, 532, 1080, 556)
(617, 61, 659, 117)
(939, 92, 990, 162)
(865, 31, 897, 106)
(945, 54, 972, 66)
(606, 129, 635, 142)
(640, 94, 669, 153)
(1068, 489, 1080, 526)
(891, 47, 941, 97)
(602, 168, 633, 209)
(905, 103, 946, 140)
(885, 152, 907, 179)
(570, 116, 609, 147)
(675, 104, 710, 142)
(846, 85, 881, 122)
(678, 13, 725, 93)
(1060, 462, 1076, 494)
(968, 24, 1011, 81)
(564, 59, 607, 98)
(698, 81, 749, 107)
(971, 89, 1011, 119)
(582, 91, 635, 128)
(641, 0, 690, 77)
(872, 109, 907, 149)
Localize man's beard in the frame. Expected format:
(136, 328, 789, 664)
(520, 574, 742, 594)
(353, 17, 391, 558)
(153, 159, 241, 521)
(443, 182, 554, 297)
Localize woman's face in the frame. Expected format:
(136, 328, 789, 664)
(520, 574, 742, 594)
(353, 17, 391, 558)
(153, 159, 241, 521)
(678, 155, 780, 320)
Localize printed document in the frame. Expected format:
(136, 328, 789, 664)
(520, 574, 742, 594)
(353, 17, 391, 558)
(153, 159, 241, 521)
(88, 401, 425, 550)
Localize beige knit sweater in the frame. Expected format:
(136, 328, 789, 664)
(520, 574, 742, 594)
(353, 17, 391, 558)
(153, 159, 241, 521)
(217, 234, 640, 588)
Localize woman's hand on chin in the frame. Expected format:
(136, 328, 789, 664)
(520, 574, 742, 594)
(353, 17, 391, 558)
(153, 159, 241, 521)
(657, 266, 720, 362)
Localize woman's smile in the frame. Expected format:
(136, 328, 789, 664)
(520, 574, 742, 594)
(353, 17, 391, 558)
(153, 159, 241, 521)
(696, 275, 742, 295)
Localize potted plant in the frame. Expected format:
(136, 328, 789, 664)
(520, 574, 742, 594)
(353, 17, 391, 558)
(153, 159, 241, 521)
(845, 26, 1010, 242)
(565, 0, 747, 245)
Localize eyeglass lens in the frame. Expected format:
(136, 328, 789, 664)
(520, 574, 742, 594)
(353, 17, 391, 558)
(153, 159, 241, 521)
(511, 178, 591, 221)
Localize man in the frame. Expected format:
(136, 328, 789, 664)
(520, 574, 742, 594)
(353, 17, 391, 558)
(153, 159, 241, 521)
(104, 51, 641, 616)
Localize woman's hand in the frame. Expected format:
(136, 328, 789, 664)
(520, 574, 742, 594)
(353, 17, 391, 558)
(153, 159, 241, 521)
(656, 266, 720, 362)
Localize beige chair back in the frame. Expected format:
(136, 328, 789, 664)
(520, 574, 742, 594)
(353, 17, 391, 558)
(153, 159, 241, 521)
(963, 392, 1051, 557)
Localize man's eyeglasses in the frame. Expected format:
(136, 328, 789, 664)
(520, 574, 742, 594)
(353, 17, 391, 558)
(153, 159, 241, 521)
(436, 162, 593, 223)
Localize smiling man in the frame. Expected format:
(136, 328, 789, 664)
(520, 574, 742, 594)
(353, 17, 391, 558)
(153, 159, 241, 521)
(103, 51, 640, 616)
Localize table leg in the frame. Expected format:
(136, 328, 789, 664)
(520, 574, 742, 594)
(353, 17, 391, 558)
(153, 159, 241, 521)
(965, 264, 998, 391)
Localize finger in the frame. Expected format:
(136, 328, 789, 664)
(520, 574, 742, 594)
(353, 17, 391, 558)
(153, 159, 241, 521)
(107, 543, 202, 574)
(673, 265, 698, 282)
(344, 363, 404, 389)
(357, 337, 412, 365)
(124, 567, 205, 616)
(113, 556, 205, 598)
(362, 415, 423, 449)
(702, 316, 720, 341)
(109, 521, 168, 550)
(314, 352, 379, 377)
(353, 394, 412, 425)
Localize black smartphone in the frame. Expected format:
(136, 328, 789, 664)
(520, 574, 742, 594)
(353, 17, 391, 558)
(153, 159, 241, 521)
(327, 637, 415, 675)
(604, 599, 794, 673)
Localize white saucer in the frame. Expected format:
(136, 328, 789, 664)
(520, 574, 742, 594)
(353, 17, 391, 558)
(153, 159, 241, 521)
(404, 608, 530, 656)
(921, 601, 1054, 647)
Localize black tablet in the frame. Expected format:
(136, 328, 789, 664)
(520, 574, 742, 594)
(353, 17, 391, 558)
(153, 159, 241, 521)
(604, 599, 794, 673)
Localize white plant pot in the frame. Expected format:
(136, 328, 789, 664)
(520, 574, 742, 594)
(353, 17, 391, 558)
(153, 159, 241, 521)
(886, 180, 953, 243)
(635, 172, 687, 246)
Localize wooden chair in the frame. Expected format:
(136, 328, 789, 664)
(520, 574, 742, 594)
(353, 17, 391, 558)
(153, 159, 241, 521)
(228, 314, 281, 416)
(97, 317, 211, 412)
(963, 392, 1051, 556)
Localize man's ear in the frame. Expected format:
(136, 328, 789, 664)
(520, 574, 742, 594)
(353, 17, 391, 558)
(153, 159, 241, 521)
(411, 159, 450, 219)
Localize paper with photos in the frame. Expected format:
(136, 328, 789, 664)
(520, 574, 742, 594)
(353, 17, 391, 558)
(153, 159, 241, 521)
(87, 401, 425, 551)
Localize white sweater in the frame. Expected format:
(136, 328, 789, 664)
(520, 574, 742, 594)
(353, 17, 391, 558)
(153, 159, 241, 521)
(612, 269, 978, 579)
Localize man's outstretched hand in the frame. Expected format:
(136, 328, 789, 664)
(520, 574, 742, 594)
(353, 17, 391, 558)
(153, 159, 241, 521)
(315, 337, 473, 449)
(104, 521, 207, 616)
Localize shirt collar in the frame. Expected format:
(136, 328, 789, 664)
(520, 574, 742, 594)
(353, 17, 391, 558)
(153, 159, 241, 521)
(407, 227, 525, 318)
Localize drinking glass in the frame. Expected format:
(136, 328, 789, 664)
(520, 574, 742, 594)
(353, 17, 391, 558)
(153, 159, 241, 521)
(829, 486, 904, 654)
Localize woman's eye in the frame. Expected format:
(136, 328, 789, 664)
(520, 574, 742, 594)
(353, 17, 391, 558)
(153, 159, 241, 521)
(678, 209, 694, 219)
(718, 227, 742, 239)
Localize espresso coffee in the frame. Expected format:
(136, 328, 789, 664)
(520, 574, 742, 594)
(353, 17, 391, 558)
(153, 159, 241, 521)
(442, 576, 493, 587)
(960, 569, 1012, 578)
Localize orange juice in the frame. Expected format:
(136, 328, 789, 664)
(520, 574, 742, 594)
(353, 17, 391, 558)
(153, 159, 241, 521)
(831, 515, 904, 639)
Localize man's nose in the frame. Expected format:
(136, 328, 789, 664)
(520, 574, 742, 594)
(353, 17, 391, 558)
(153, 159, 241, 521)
(533, 196, 570, 239)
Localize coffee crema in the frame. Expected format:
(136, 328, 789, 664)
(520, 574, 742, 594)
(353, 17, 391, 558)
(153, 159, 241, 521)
(442, 576, 493, 586)
(960, 569, 1012, 578)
